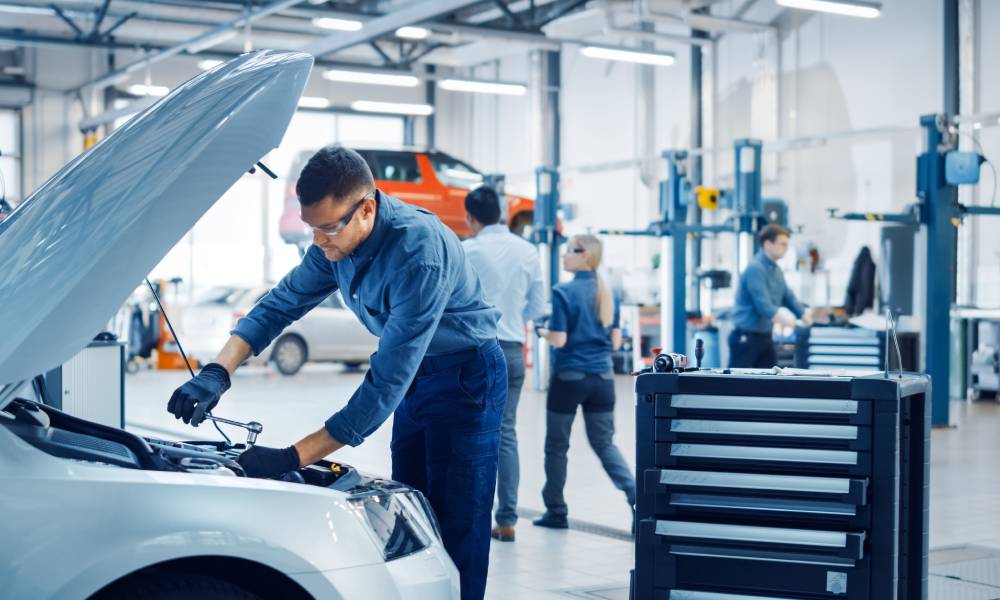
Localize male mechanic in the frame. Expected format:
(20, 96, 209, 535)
(167, 145, 506, 600)
(729, 223, 812, 368)
(461, 186, 545, 543)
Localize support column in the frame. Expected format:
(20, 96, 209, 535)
(425, 64, 436, 148)
(956, 0, 978, 307)
(531, 48, 561, 391)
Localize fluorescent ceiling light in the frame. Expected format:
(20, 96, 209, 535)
(187, 29, 238, 54)
(298, 96, 331, 109)
(580, 45, 675, 66)
(323, 69, 419, 87)
(775, 0, 881, 18)
(395, 26, 430, 40)
(197, 59, 223, 70)
(312, 17, 363, 31)
(127, 84, 169, 97)
(351, 100, 434, 116)
(437, 79, 527, 96)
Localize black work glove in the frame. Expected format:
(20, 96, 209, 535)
(238, 445, 300, 479)
(167, 362, 231, 426)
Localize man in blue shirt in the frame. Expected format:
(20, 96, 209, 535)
(462, 186, 545, 543)
(166, 146, 506, 600)
(729, 224, 812, 368)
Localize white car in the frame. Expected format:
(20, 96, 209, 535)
(183, 287, 378, 376)
(0, 51, 458, 599)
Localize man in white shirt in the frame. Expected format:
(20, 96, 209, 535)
(462, 186, 545, 542)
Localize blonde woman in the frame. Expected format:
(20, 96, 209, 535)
(535, 234, 637, 531)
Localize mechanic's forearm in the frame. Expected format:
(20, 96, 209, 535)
(213, 335, 253, 375)
(294, 427, 346, 466)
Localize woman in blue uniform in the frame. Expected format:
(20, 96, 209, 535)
(534, 234, 637, 530)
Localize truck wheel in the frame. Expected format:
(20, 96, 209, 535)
(99, 574, 260, 600)
(272, 335, 307, 376)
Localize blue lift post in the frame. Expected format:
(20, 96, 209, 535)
(601, 139, 764, 357)
(532, 166, 562, 391)
(833, 114, 1000, 426)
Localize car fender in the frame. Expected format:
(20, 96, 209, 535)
(0, 428, 383, 598)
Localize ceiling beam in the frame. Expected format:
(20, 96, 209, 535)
(300, 0, 484, 59)
(79, 0, 312, 92)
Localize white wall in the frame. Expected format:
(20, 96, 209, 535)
(708, 0, 948, 310)
(975, 0, 1000, 306)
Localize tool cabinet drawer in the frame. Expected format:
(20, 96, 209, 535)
(644, 469, 870, 528)
(654, 442, 871, 477)
(655, 418, 872, 450)
(638, 520, 869, 598)
(655, 394, 872, 425)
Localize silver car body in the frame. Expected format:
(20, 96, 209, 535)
(0, 50, 458, 599)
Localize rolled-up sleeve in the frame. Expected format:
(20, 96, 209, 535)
(325, 265, 450, 446)
(745, 265, 779, 321)
(231, 245, 338, 355)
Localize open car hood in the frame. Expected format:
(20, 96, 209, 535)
(0, 50, 312, 392)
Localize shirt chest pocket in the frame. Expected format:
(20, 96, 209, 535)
(359, 300, 387, 334)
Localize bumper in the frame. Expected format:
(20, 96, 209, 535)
(292, 545, 459, 600)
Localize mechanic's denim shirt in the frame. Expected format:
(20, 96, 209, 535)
(549, 271, 620, 374)
(730, 250, 804, 333)
(232, 191, 499, 446)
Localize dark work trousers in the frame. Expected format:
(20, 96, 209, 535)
(495, 341, 526, 527)
(728, 329, 777, 368)
(541, 372, 637, 518)
(391, 341, 508, 600)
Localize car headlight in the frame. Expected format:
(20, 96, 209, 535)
(348, 489, 440, 561)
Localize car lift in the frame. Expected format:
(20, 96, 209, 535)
(830, 113, 1000, 426)
(598, 139, 769, 358)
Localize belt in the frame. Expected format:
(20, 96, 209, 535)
(499, 340, 523, 349)
(417, 340, 497, 376)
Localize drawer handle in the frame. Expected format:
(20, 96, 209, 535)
(670, 395, 859, 415)
(670, 493, 857, 516)
(656, 520, 848, 548)
(671, 419, 859, 440)
(671, 444, 858, 465)
(658, 469, 857, 495)
(669, 589, 814, 600)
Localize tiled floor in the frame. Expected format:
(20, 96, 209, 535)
(124, 364, 1000, 599)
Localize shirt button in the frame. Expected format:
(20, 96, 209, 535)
(352, 293, 358, 299)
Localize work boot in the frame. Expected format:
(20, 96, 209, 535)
(532, 513, 569, 529)
(491, 525, 516, 542)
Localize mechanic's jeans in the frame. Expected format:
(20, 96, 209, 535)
(495, 341, 526, 527)
(728, 329, 776, 368)
(541, 372, 636, 519)
(392, 341, 507, 600)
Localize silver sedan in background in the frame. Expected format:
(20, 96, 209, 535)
(182, 286, 378, 375)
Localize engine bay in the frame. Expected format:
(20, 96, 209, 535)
(0, 397, 373, 493)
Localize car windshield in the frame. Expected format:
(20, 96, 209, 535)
(429, 153, 483, 189)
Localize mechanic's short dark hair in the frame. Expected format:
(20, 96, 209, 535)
(296, 145, 375, 206)
(464, 186, 502, 226)
(757, 223, 790, 246)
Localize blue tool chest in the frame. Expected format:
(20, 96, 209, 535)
(633, 371, 930, 600)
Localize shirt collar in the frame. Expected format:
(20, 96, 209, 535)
(351, 189, 391, 263)
(756, 250, 777, 269)
(574, 271, 597, 280)
(478, 224, 509, 236)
